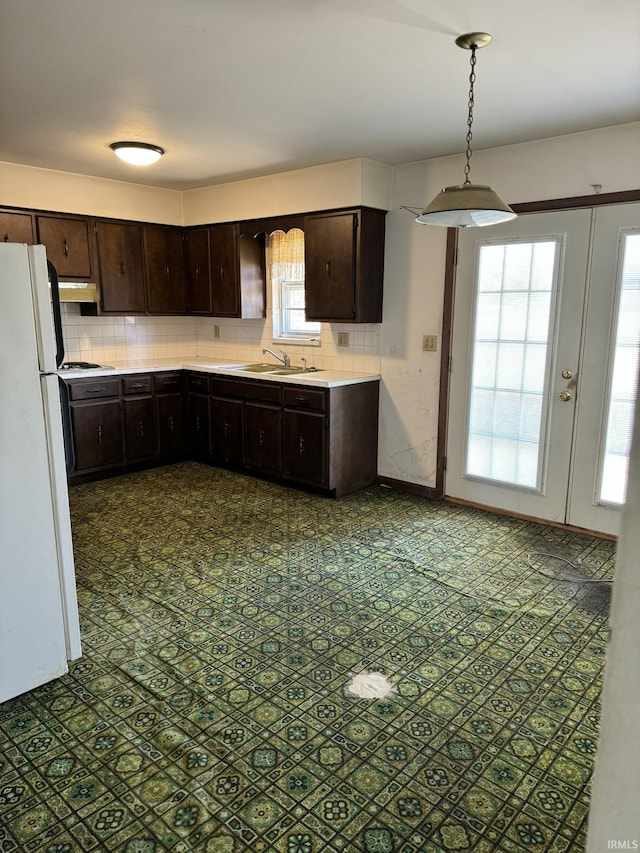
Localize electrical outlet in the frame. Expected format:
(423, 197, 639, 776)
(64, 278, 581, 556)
(422, 334, 437, 352)
(338, 332, 350, 347)
(214, 325, 220, 338)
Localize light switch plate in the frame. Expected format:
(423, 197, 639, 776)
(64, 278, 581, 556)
(338, 332, 350, 347)
(214, 325, 220, 338)
(423, 334, 437, 352)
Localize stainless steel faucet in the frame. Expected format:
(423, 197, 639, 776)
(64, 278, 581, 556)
(262, 347, 290, 368)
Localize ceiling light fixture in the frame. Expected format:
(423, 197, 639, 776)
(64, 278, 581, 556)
(415, 32, 516, 228)
(109, 141, 164, 166)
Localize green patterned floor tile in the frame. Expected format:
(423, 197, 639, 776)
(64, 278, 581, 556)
(0, 462, 614, 851)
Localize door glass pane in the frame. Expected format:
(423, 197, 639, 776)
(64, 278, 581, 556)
(465, 240, 559, 489)
(599, 232, 640, 505)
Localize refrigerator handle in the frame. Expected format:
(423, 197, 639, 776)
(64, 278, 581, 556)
(58, 377, 76, 475)
(47, 259, 65, 369)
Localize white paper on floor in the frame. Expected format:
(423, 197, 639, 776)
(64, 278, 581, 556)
(346, 670, 395, 699)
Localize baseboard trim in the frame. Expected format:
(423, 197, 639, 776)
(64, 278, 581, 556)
(444, 496, 617, 541)
(377, 475, 442, 500)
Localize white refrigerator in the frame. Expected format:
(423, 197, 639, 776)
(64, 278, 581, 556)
(0, 242, 82, 703)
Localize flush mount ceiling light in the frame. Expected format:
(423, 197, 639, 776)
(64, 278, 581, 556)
(109, 141, 164, 166)
(415, 32, 516, 228)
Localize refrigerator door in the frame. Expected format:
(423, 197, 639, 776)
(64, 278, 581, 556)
(0, 243, 81, 702)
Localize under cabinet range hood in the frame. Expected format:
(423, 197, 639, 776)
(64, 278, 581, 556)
(50, 281, 98, 303)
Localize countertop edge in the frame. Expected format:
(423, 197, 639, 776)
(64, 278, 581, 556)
(58, 359, 380, 388)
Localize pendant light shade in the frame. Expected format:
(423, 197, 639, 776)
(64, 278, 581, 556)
(110, 141, 164, 166)
(416, 33, 516, 229)
(416, 184, 517, 227)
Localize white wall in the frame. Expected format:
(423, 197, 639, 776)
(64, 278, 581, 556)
(379, 122, 640, 487)
(586, 388, 640, 849)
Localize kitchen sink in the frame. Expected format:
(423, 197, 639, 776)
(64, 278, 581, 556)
(213, 363, 323, 375)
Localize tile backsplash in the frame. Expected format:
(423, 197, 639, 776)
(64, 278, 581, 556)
(61, 304, 381, 373)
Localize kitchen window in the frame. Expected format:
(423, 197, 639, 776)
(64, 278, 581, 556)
(269, 228, 320, 344)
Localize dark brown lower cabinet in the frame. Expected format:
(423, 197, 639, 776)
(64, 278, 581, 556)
(187, 393, 210, 457)
(69, 370, 379, 496)
(210, 397, 243, 465)
(157, 394, 184, 455)
(123, 397, 157, 461)
(283, 410, 326, 486)
(244, 402, 282, 474)
(71, 401, 123, 470)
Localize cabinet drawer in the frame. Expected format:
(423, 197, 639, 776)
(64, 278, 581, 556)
(69, 377, 120, 400)
(211, 377, 281, 404)
(187, 373, 210, 394)
(154, 372, 183, 393)
(122, 375, 153, 395)
(283, 387, 327, 412)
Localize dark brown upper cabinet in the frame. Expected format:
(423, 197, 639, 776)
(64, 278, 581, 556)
(0, 209, 35, 244)
(209, 224, 266, 318)
(95, 220, 146, 313)
(185, 227, 212, 314)
(36, 214, 97, 280)
(143, 225, 187, 314)
(303, 207, 385, 323)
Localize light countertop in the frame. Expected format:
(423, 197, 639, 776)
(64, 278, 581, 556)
(58, 357, 380, 388)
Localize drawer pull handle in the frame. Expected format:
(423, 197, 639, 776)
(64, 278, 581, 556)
(195, 416, 201, 432)
(63, 239, 69, 257)
(97, 424, 102, 445)
(299, 436, 305, 455)
(3, 233, 9, 242)
(295, 395, 308, 403)
(224, 421, 230, 438)
(120, 261, 126, 275)
(168, 415, 174, 432)
(129, 383, 146, 390)
(90, 386, 105, 393)
(259, 429, 264, 447)
(139, 422, 145, 437)
(325, 260, 331, 277)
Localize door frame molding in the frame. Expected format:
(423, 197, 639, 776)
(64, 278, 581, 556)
(434, 189, 640, 500)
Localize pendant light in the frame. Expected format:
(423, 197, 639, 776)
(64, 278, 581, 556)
(416, 32, 516, 228)
(110, 141, 164, 166)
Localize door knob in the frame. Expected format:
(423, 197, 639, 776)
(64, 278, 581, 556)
(559, 390, 572, 402)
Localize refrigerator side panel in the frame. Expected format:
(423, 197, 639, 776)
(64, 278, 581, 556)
(0, 243, 69, 702)
(41, 373, 82, 661)
(27, 244, 58, 373)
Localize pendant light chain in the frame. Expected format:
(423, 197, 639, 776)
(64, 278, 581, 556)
(463, 46, 477, 186)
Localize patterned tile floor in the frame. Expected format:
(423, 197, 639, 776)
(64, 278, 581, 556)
(0, 462, 615, 852)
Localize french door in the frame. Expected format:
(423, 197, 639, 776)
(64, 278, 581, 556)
(447, 203, 640, 536)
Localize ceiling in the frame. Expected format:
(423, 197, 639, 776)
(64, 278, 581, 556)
(2, 0, 639, 191)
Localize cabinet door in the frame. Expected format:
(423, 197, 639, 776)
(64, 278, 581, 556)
(186, 228, 212, 314)
(283, 409, 327, 485)
(36, 215, 94, 279)
(124, 397, 157, 460)
(96, 221, 146, 313)
(144, 226, 187, 313)
(245, 402, 282, 474)
(210, 224, 239, 317)
(0, 211, 35, 244)
(188, 394, 210, 456)
(211, 396, 243, 464)
(304, 211, 356, 321)
(71, 401, 123, 470)
(157, 394, 185, 455)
